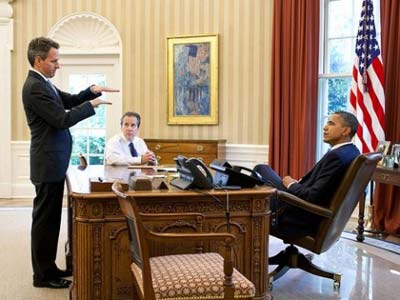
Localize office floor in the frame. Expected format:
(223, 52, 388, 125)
(1, 199, 399, 300)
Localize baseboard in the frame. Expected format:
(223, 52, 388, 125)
(224, 144, 269, 168)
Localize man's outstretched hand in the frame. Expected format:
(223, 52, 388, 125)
(90, 85, 120, 94)
(90, 98, 112, 108)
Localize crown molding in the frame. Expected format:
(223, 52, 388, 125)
(0, 0, 13, 18)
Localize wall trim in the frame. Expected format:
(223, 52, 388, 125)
(6, 141, 363, 220)
(224, 144, 269, 168)
(11, 141, 34, 198)
(10, 141, 269, 198)
(0, 14, 13, 198)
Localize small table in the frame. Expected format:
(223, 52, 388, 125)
(356, 166, 400, 241)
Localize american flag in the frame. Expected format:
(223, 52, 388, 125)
(349, 0, 385, 153)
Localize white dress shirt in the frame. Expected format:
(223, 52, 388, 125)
(105, 133, 150, 165)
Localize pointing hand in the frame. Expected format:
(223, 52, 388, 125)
(90, 85, 120, 94)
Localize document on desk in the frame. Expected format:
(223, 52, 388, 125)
(128, 165, 157, 169)
(127, 165, 177, 172)
(156, 167, 177, 172)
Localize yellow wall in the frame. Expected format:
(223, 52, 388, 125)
(12, 0, 273, 144)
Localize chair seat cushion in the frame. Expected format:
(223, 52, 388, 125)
(131, 252, 255, 299)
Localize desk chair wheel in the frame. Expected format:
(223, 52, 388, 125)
(333, 273, 341, 290)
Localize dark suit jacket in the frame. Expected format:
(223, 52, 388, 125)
(288, 143, 361, 205)
(278, 143, 360, 237)
(22, 70, 100, 183)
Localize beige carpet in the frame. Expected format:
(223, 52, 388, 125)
(0, 208, 69, 300)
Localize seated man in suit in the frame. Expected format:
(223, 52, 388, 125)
(105, 111, 157, 165)
(254, 111, 360, 237)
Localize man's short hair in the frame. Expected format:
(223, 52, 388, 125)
(27, 37, 60, 67)
(120, 112, 141, 127)
(334, 111, 359, 138)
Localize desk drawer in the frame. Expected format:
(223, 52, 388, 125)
(155, 153, 217, 165)
(147, 142, 218, 155)
(145, 139, 225, 165)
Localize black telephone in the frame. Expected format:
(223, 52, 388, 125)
(170, 156, 214, 190)
(210, 159, 265, 188)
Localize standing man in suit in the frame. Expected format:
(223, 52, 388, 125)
(254, 111, 360, 236)
(22, 37, 119, 288)
(105, 111, 157, 165)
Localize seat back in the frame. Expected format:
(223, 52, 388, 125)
(311, 152, 382, 252)
(112, 182, 155, 300)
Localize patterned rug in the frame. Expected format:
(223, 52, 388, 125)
(342, 231, 400, 255)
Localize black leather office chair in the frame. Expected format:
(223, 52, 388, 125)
(268, 153, 382, 289)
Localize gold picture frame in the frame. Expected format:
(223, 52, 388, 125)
(167, 34, 218, 125)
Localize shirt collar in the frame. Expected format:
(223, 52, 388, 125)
(330, 142, 353, 151)
(31, 68, 49, 82)
(120, 133, 136, 143)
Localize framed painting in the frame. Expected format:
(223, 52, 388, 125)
(167, 34, 218, 125)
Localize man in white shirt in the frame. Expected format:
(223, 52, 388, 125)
(105, 112, 156, 165)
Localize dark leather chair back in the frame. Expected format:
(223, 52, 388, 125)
(291, 152, 382, 253)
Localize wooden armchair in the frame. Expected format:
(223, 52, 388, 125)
(268, 153, 382, 289)
(112, 182, 255, 300)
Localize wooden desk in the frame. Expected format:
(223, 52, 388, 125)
(357, 166, 400, 241)
(67, 165, 274, 300)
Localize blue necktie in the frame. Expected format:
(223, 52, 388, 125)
(47, 80, 58, 97)
(129, 142, 138, 157)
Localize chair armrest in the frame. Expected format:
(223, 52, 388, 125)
(277, 190, 333, 218)
(147, 231, 236, 246)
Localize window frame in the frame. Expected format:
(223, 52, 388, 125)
(317, 0, 381, 159)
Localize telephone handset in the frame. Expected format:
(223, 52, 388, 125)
(171, 156, 214, 190)
(210, 159, 265, 188)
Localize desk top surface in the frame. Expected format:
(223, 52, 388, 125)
(66, 165, 275, 197)
(373, 165, 400, 187)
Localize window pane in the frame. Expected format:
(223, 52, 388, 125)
(70, 156, 80, 166)
(89, 134, 105, 154)
(71, 132, 87, 155)
(89, 156, 104, 165)
(327, 77, 351, 114)
(328, 0, 358, 38)
(328, 38, 355, 73)
(69, 74, 106, 94)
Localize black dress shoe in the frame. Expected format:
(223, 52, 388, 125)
(33, 278, 72, 289)
(53, 268, 73, 277)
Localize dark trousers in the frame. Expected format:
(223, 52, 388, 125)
(31, 180, 65, 281)
(253, 164, 318, 237)
(253, 164, 288, 213)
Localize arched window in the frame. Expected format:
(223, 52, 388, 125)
(49, 12, 122, 165)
